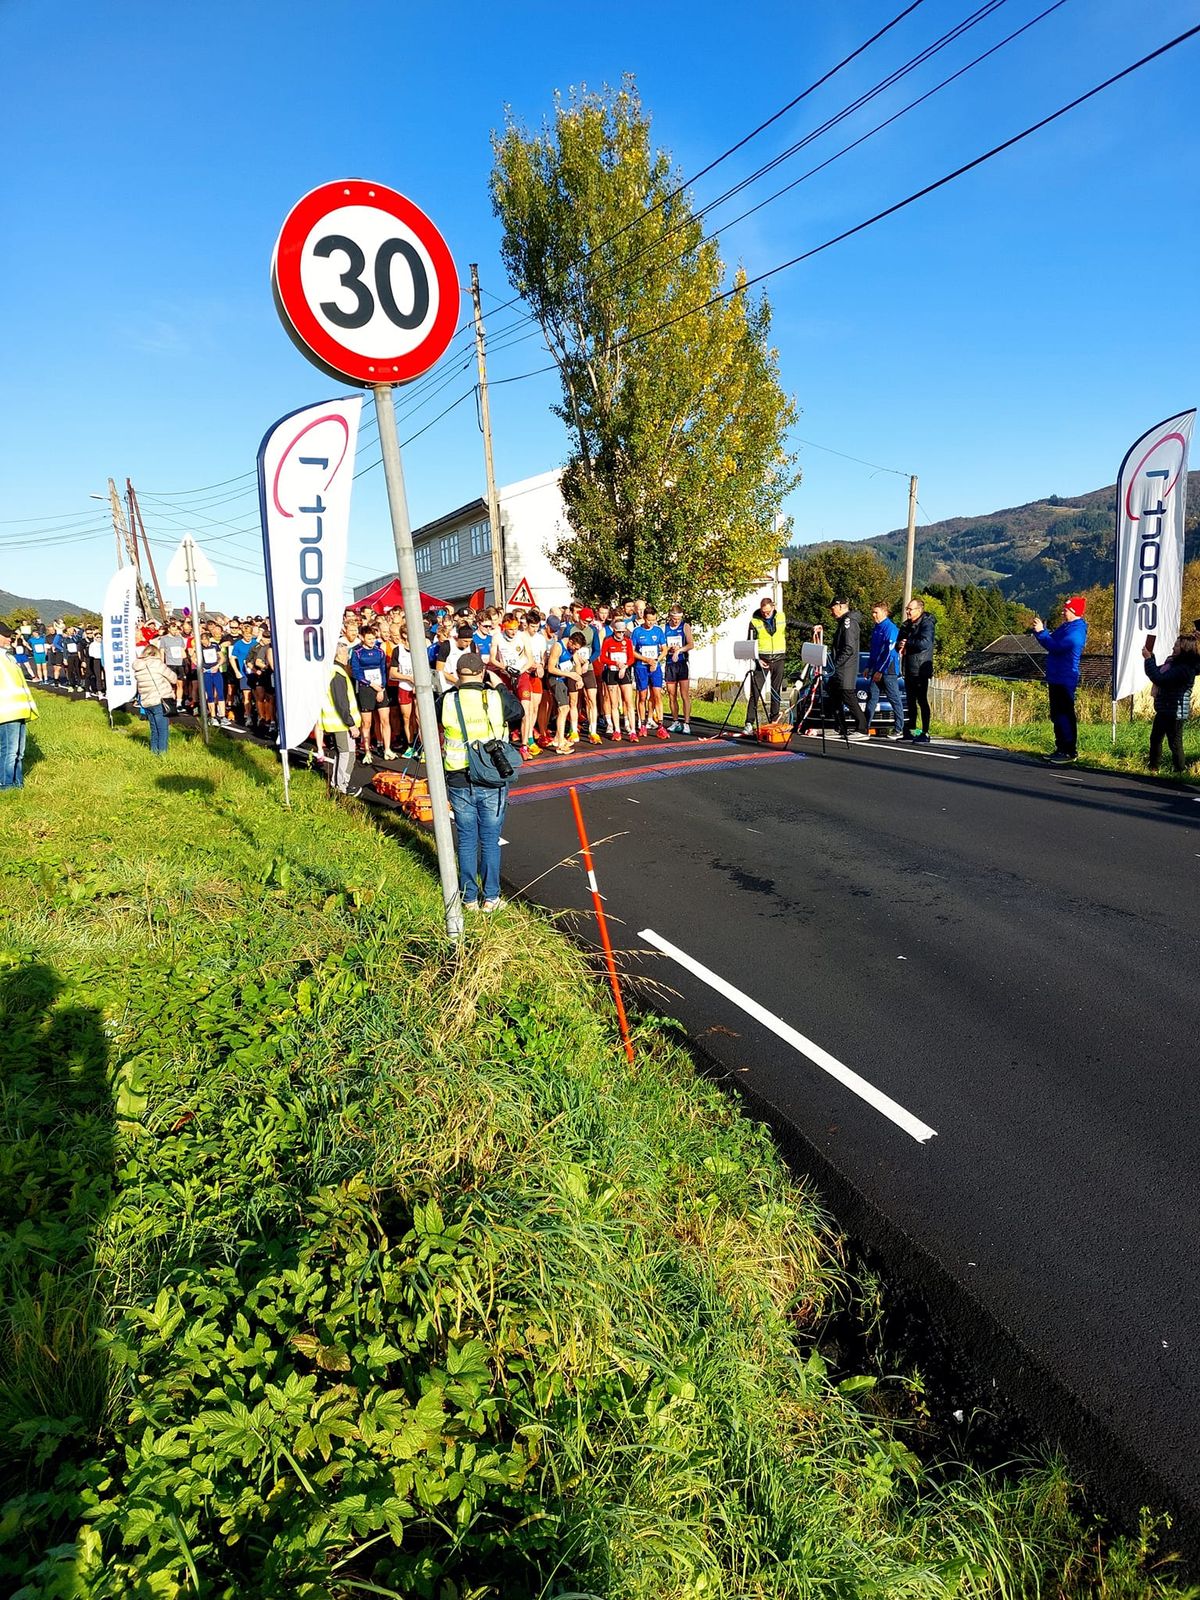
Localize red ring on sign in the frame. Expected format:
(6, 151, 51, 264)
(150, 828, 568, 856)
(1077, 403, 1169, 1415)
(272, 179, 459, 387)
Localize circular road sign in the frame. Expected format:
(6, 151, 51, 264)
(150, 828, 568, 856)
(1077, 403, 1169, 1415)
(271, 179, 459, 387)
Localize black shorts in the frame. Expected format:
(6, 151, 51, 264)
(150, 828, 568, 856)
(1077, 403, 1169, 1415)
(552, 677, 574, 707)
(256, 670, 274, 693)
(664, 659, 689, 683)
(355, 681, 384, 712)
(603, 668, 632, 689)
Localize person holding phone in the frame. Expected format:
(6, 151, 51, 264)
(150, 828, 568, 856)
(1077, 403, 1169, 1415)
(1143, 631, 1200, 773)
(1030, 596, 1087, 764)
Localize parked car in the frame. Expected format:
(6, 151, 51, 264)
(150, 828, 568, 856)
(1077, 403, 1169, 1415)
(854, 650, 906, 732)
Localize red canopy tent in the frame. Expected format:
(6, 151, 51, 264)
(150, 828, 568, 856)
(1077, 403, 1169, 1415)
(350, 578, 448, 613)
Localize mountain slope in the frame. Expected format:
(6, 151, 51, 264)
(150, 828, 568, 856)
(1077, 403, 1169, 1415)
(0, 587, 94, 620)
(846, 470, 1199, 614)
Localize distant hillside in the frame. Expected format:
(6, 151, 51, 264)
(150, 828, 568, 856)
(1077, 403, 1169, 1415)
(842, 470, 1200, 615)
(0, 587, 95, 621)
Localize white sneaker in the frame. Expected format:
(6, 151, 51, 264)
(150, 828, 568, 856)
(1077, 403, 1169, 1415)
(482, 897, 506, 913)
(668, 719, 681, 733)
(846, 730, 871, 742)
(681, 722, 691, 734)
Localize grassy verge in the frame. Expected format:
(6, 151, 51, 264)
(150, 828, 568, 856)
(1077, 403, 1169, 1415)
(942, 719, 1200, 782)
(1, 697, 1193, 1598)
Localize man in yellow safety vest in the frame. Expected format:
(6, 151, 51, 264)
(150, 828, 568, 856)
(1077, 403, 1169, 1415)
(0, 622, 39, 791)
(744, 596, 787, 735)
(441, 652, 522, 912)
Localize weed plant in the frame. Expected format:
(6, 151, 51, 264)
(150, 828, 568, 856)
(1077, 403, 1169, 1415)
(0, 699, 1192, 1598)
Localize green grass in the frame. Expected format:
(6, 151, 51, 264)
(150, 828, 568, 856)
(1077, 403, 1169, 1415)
(943, 718, 1200, 782)
(1, 697, 1195, 1598)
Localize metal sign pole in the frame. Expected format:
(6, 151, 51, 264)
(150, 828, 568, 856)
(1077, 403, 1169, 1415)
(373, 382, 463, 941)
(183, 538, 210, 745)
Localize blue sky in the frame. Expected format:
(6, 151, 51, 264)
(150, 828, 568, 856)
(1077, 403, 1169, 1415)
(2, 0, 1197, 613)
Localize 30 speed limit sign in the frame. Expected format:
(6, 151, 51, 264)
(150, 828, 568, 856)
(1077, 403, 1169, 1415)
(271, 179, 459, 386)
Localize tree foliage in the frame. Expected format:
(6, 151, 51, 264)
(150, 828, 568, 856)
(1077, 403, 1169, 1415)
(490, 80, 799, 627)
(783, 546, 899, 632)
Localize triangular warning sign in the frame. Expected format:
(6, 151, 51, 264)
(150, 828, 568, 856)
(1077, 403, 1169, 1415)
(507, 576, 538, 608)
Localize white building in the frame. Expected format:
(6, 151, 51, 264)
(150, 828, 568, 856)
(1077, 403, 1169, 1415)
(354, 467, 786, 685)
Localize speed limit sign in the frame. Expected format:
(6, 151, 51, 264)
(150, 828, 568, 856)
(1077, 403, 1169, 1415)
(271, 179, 460, 386)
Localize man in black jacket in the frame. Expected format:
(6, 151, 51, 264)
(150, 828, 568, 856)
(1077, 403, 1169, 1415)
(897, 598, 935, 742)
(828, 599, 869, 739)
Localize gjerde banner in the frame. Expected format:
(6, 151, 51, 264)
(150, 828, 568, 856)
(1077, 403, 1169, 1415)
(102, 565, 139, 712)
(1113, 409, 1195, 701)
(257, 396, 362, 749)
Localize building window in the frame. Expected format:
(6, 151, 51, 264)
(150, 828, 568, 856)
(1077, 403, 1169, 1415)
(470, 519, 491, 557)
(415, 544, 432, 575)
(440, 531, 460, 567)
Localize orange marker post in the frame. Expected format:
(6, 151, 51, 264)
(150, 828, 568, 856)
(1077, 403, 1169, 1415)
(568, 785, 635, 1064)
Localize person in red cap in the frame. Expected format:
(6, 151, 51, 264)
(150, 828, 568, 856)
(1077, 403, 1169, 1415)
(1030, 595, 1088, 763)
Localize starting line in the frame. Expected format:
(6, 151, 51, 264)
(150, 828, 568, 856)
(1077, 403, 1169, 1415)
(638, 927, 938, 1145)
(508, 749, 804, 805)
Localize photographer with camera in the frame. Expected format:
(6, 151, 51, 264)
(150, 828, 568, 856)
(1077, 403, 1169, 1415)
(440, 652, 523, 913)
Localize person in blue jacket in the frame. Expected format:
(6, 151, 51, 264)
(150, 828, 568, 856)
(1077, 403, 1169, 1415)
(1031, 595, 1087, 763)
(865, 601, 904, 739)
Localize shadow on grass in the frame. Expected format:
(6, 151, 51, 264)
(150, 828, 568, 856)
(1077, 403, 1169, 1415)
(154, 773, 216, 797)
(0, 959, 114, 1570)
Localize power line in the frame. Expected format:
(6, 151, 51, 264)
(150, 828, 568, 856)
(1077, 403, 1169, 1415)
(795, 437, 910, 478)
(493, 20, 1200, 387)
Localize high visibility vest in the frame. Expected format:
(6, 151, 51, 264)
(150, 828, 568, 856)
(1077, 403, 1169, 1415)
(442, 687, 506, 773)
(318, 665, 356, 733)
(0, 653, 37, 722)
(749, 610, 786, 656)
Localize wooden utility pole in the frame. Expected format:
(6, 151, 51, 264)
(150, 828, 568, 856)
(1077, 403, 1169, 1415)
(126, 479, 168, 622)
(902, 473, 919, 609)
(109, 478, 153, 619)
(469, 264, 505, 608)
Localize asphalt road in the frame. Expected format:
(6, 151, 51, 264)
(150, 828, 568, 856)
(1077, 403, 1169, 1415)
(493, 726, 1200, 1535)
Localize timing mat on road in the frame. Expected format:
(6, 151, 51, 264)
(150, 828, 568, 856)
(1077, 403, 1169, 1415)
(508, 745, 804, 805)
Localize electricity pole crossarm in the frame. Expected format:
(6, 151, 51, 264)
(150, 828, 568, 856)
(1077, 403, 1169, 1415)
(470, 264, 505, 608)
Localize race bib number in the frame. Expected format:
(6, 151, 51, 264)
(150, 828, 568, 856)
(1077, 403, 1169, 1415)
(365, 667, 383, 687)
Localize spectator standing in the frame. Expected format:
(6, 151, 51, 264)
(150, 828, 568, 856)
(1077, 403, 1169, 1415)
(1143, 633, 1200, 773)
(865, 602, 904, 739)
(440, 652, 521, 912)
(28, 625, 47, 683)
(0, 623, 39, 789)
(827, 599, 870, 740)
(13, 629, 33, 683)
(1031, 596, 1087, 764)
(320, 641, 363, 795)
(897, 598, 936, 743)
(133, 645, 178, 756)
(86, 629, 105, 697)
(745, 596, 787, 731)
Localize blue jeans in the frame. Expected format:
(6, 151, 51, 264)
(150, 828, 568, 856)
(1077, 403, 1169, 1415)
(448, 781, 507, 904)
(145, 702, 170, 755)
(866, 671, 905, 735)
(0, 718, 27, 789)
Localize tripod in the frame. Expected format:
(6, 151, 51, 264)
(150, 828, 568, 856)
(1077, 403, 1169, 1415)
(710, 664, 770, 741)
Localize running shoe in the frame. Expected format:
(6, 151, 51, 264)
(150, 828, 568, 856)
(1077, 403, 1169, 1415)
(381, 749, 396, 762)
(609, 730, 622, 742)
(740, 726, 758, 739)
(681, 722, 691, 734)
(463, 900, 481, 912)
(655, 726, 670, 740)
(628, 732, 640, 743)
(482, 898, 506, 912)
(588, 732, 602, 744)
(668, 719, 681, 733)
(524, 742, 542, 759)
(361, 751, 373, 765)
(401, 746, 419, 760)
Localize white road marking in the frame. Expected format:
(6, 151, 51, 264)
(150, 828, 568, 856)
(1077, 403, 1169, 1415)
(639, 928, 937, 1144)
(866, 741, 959, 760)
(499, 836, 509, 845)
(626, 797, 641, 804)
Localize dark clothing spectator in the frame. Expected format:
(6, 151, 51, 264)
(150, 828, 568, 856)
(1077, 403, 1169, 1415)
(1144, 647, 1199, 773)
(829, 608, 868, 736)
(897, 609, 936, 738)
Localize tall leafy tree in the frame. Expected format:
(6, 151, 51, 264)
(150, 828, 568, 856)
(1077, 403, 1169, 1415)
(490, 80, 799, 627)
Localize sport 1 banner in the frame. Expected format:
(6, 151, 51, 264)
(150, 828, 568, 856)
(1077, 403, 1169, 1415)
(1113, 409, 1195, 701)
(102, 565, 139, 712)
(257, 396, 363, 749)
